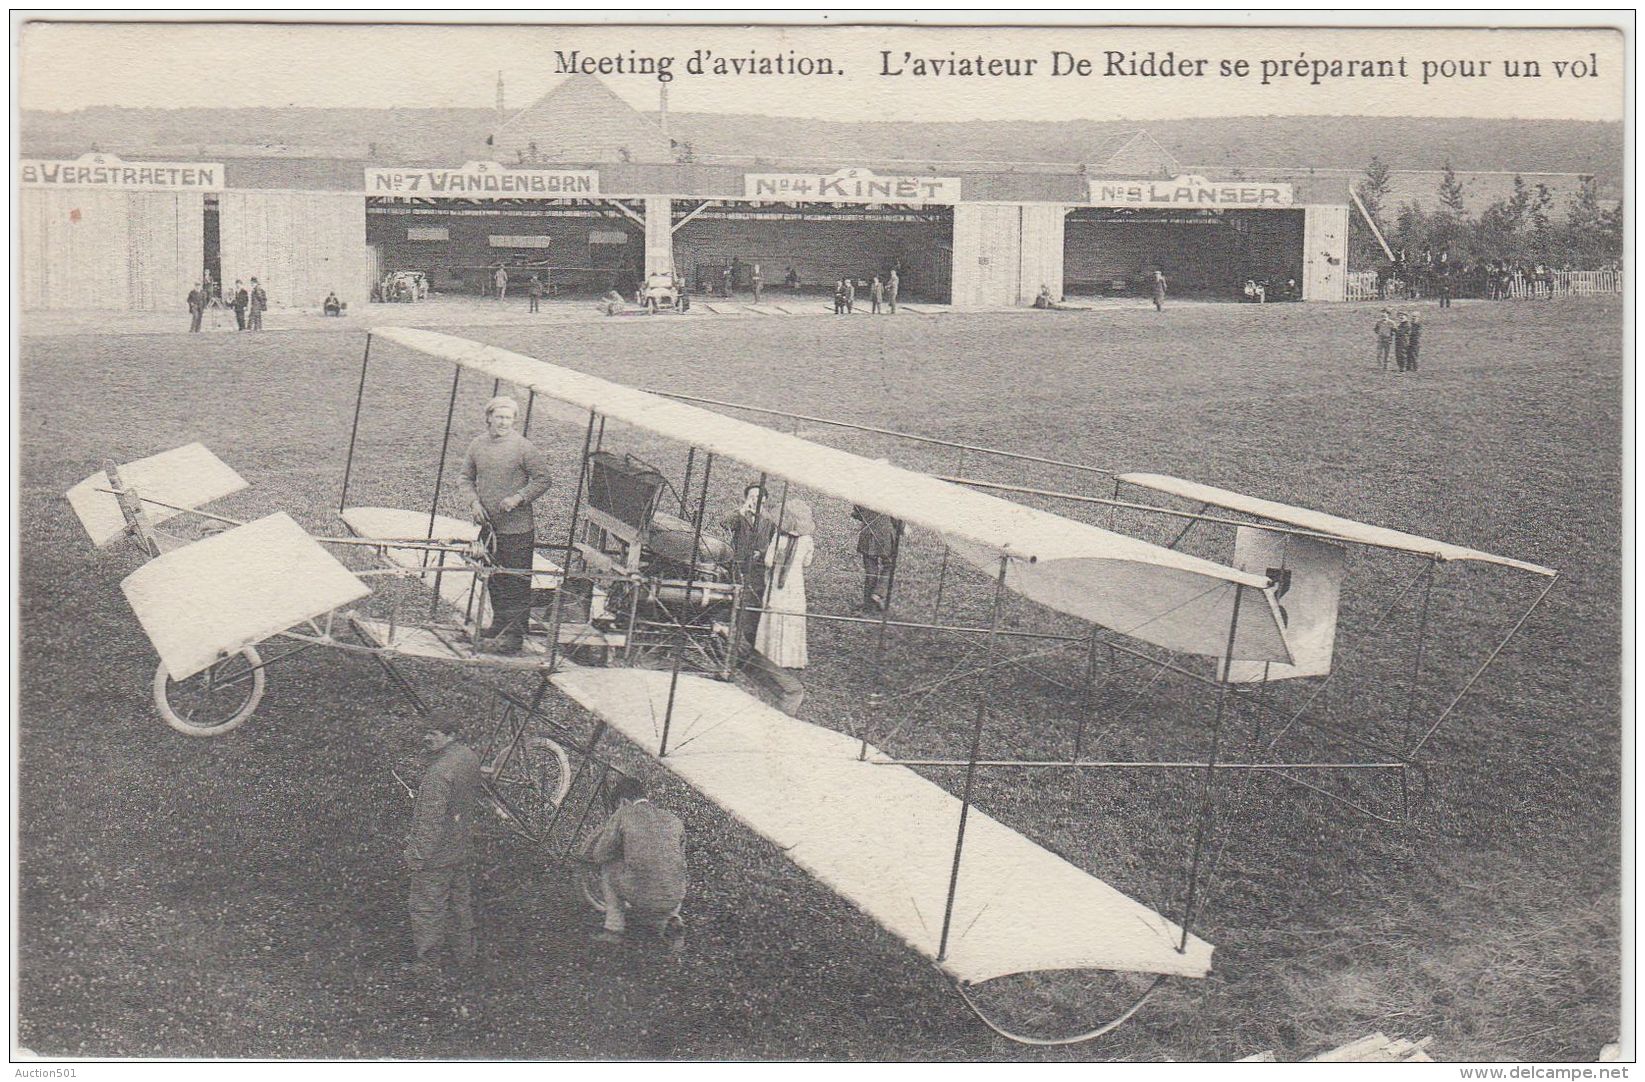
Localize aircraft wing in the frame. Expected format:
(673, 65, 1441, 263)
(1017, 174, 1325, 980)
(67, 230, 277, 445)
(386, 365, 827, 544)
(66, 443, 247, 547)
(553, 666, 1213, 983)
(373, 327, 1291, 664)
(122, 513, 370, 681)
(1119, 473, 1555, 576)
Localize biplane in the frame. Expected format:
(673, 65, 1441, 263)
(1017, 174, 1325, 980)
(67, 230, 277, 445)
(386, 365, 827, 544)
(66, 326, 1556, 1045)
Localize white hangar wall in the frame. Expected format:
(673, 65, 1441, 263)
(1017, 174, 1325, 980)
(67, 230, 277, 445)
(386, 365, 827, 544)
(951, 203, 1065, 308)
(218, 191, 374, 309)
(1301, 205, 1350, 302)
(20, 189, 204, 311)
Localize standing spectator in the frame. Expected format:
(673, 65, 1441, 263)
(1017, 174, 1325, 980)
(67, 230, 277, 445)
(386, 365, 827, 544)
(1406, 311, 1423, 370)
(1151, 270, 1168, 311)
(720, 263, 733, 299)
(248, 278, 267, 331)
(578, 776, 687, 949)
(456, 396, 553, 654)
(186, 283, 205, 333)
(886, 268, 899, 313)
(719, 482, 777, 651)
(751, 264, 764, 304)
(719, 483, 803, 713)
(230, 279, 249, 331)
(494, 264, 509, 301)
(755, 501, 816, 679)
(527, 274, 543, 313)
(1393, 312, 1413, 371)
(844, 277, 856, 314)
(851, 501, 904, 611)
(403, 712, 482, 977)
(1438, 267, 1453, 308)
(1373, 308, 1397, 371)
(833, 278, 848, 315)
(869, 276, 884, 314)
(785, 266, 799, 292)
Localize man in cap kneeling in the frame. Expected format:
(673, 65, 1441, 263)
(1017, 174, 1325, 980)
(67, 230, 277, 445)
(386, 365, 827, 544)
(403, 712, 483, 977)
(457, 395, 553, 654)
(578, 776, 687, 951)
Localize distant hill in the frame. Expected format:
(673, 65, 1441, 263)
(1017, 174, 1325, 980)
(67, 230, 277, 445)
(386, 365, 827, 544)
(20, 107, 1623, 180)
(662, 114, 1624, 178)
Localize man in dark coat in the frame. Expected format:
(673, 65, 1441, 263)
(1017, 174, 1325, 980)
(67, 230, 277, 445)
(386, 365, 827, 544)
(1393, 312, 1413, 371)
(230, 280, 249, 331)
(248, 277, 267, 331)
(851, 503, 904, 611)
(403, 712, 483, 975)
(718, 483, 804, 713)
(719, 482, 776, 648)
(527, 274, 543, 313)
(1405, 313, 1422, 370)
(186, 283, 204, 332)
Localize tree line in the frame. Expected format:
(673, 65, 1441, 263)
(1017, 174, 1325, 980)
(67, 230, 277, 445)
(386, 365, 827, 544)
(1350, 156, 1623, 271)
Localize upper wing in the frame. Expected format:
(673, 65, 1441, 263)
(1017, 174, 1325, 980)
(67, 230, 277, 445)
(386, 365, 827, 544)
(373, 327, 1291, 664)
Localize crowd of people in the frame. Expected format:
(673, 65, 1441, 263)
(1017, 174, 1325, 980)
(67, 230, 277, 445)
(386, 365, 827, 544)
(1369, 253, 1622, 302)
(832, 268, 899, 314)
(184, 272, 268, 332)
(1372, 307, 1424, 372)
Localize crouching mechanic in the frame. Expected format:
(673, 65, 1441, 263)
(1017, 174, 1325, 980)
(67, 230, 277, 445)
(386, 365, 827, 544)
(457, 396, 552, 654)
(578, 777, 687, 949)
(404, 712, 483, 976)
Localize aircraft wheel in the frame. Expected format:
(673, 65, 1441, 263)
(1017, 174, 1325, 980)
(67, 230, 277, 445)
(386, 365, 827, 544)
(487, 733, 574, 825)
(531, 735, 574, 810)
(152, 648, 266, 737)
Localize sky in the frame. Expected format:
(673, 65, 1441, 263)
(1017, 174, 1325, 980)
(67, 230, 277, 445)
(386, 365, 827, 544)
(17, 20, 1628, 123)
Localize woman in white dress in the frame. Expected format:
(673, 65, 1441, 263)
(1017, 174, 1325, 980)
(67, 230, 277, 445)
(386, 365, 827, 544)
(755, 499, 816, 670)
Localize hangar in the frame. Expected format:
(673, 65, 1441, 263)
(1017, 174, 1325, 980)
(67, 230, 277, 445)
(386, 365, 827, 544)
(18, 75, 1350, 312)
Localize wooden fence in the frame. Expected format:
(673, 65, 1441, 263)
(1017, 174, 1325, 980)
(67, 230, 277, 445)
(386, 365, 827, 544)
(1347, 268, 1622, 302)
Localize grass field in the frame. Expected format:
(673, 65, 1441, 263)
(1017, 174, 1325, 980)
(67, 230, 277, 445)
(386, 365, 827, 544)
(17, 298, 1622, 1061)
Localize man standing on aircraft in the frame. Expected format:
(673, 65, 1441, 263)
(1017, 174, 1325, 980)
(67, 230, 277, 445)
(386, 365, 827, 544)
(579, 776, 687, 950)
(404, 711, 482, 977)
(719, 483, 804, 713)
(720, 481, 776, 649)
(457, 396, 552, 655)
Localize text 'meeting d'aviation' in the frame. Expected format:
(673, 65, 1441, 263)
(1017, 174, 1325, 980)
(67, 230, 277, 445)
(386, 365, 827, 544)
(553, 49, 838, 81)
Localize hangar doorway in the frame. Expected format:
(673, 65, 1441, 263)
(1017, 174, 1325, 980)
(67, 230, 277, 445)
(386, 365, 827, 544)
(365, 197, 646, 299)
(1063, 207, 1305, 301)
(671, 202, 953, 304)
